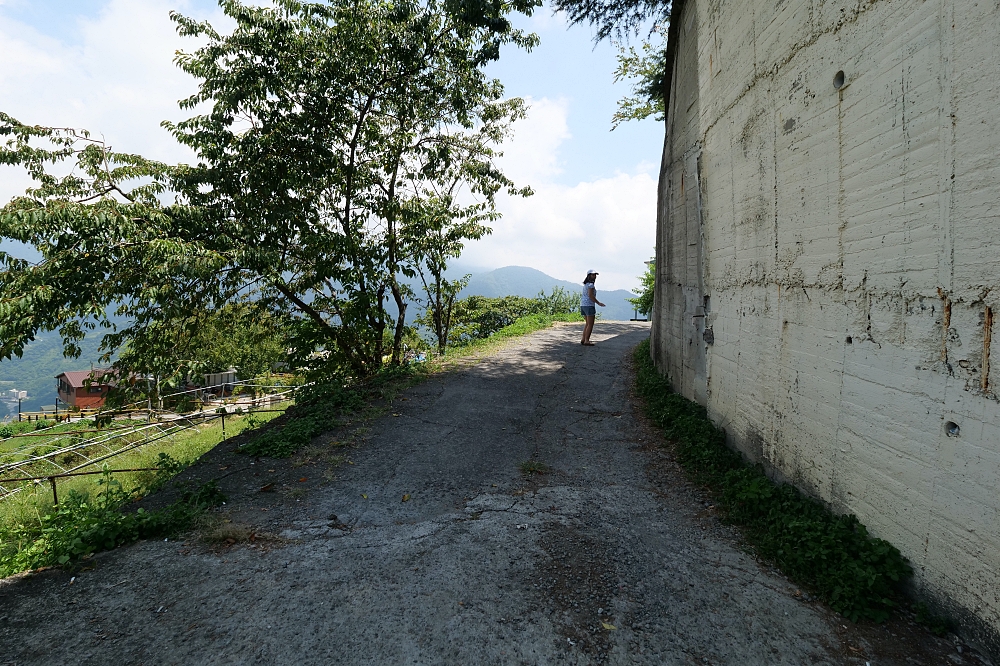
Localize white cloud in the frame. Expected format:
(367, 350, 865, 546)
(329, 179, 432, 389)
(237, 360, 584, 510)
(0, 0, 226, 203)
(0, 2, 658, 291)
(464, 97, 657, 291)
(498, 96, 571, 184)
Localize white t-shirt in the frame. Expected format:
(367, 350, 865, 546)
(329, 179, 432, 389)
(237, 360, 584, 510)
(580, 282, 596, 307)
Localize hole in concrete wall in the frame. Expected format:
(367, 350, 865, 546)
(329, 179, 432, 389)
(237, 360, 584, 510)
(945, 421, 960, 437)
(846, 336, 853, 344)
(833, 70, 846, 89)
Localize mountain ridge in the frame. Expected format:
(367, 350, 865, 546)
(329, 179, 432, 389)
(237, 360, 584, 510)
(461, 266, 638, 322)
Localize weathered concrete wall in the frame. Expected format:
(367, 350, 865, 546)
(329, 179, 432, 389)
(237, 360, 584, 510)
(653, 0, 1000, 653)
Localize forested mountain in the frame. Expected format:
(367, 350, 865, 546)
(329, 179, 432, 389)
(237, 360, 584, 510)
(0, 333, 104, 418)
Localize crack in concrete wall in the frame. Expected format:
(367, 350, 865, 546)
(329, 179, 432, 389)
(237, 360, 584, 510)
(654, 0, 1000, 657)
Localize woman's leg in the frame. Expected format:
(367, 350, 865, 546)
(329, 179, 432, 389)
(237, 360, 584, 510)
(583, 315, 595, 343)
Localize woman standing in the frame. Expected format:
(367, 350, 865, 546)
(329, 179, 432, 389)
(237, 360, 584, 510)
(580, 269, 606, 346)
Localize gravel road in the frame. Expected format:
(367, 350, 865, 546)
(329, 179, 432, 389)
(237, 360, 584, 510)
(0, 322, 984, 665)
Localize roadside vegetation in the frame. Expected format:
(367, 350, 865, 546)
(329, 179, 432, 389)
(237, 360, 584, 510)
(0, 303, 580, 576)
(0, 409, 285, 576)
(0, 0, 561, 579)
(626, 262, 654, 318)
(0, 463, 225, 577)
(632, 339, 912, 623)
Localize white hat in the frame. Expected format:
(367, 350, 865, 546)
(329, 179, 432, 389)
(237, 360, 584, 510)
(586, 268, 599, 275)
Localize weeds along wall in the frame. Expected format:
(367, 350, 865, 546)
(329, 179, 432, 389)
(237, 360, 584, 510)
(652, 0, 1000, 653)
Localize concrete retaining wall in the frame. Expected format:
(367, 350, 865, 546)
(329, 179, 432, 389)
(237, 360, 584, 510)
(652, 0, 1000, 653)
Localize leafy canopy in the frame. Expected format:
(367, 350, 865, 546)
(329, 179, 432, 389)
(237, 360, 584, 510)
(0, 0, 538, 386)
(627, 259, 654, 315)
(549, 0, 669, 129)
(552, 0, 670, 41)
(611, 34, 667, 129)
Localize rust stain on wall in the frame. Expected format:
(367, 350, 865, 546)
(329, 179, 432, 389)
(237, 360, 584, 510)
(941, 293, 952, 362)
(983, 307, 993, 392)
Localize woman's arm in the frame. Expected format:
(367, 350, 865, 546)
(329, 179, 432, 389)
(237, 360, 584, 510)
(588, 286, 605, 307)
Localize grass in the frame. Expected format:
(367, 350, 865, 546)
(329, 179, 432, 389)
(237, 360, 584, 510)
(0, 409, 286, 523)
(0, 465, 226, 576)
(632, 339, 912, 623)
(0, 408, 286, 577)
(0, 419, 128, 454)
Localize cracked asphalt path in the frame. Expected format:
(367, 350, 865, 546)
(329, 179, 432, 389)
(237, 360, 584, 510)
(0, 322, 978, 665)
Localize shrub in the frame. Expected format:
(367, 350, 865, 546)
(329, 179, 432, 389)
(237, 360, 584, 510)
(632, 339, 912, 622)
(0, 464, 225, 576)
(627, 261, 654, 316)
(439, 288, 579, 345)
(238, 379, 366, 458)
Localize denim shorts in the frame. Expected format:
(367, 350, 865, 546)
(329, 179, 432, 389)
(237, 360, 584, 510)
(580, 305, 596, 317)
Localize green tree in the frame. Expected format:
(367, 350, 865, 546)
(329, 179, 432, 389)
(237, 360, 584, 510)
(0, 0, 537, 383)
(532, 286, 577, 315)
(627, 261, 654, 316)
(553, 0, 670, 41)
(406, 191, 493, 354)
(553, 0, 670, 129)
(167, 0, 536, 373)
(115, 302, 290, 392)
(611, 34, 667, 129)
(434, 290, 574, 345)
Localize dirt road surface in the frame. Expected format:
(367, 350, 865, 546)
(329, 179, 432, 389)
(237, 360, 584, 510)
(0, 323, 984, 665)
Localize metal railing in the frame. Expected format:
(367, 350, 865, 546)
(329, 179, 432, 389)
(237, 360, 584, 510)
(0, 382, 297, 502)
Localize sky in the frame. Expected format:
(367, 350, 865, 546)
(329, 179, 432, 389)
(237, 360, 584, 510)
(0, 0, 662, 291)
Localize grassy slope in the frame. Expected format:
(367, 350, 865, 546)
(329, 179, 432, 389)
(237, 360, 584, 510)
(0, 312, 580, 574)
(0, 410, 285, 526)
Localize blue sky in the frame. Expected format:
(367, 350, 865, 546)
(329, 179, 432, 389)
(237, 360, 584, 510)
(0, 0, 661, 289)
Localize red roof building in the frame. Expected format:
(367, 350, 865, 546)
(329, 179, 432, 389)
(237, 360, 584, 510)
(55, 370, 114, 409)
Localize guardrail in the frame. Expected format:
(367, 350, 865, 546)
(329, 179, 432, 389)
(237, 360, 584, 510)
(17, 409, 101, 422)
(0, 384, 296, 502)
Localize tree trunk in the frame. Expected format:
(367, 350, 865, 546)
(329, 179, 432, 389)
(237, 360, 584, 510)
(390, 281, 407, 366)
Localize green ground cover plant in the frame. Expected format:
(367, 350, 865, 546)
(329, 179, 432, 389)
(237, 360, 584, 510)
(238, 382, 368, 458)
(0, 409, 283, 577)
(437, 289, 580, 347)
(914, 601, 958, 636)
(632, 339, 912, 622)
(0, 460, 224, 577)
(457, 311, 584, 351)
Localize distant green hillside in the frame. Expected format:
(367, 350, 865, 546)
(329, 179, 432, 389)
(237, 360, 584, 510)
(0, 333, 105, 419)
